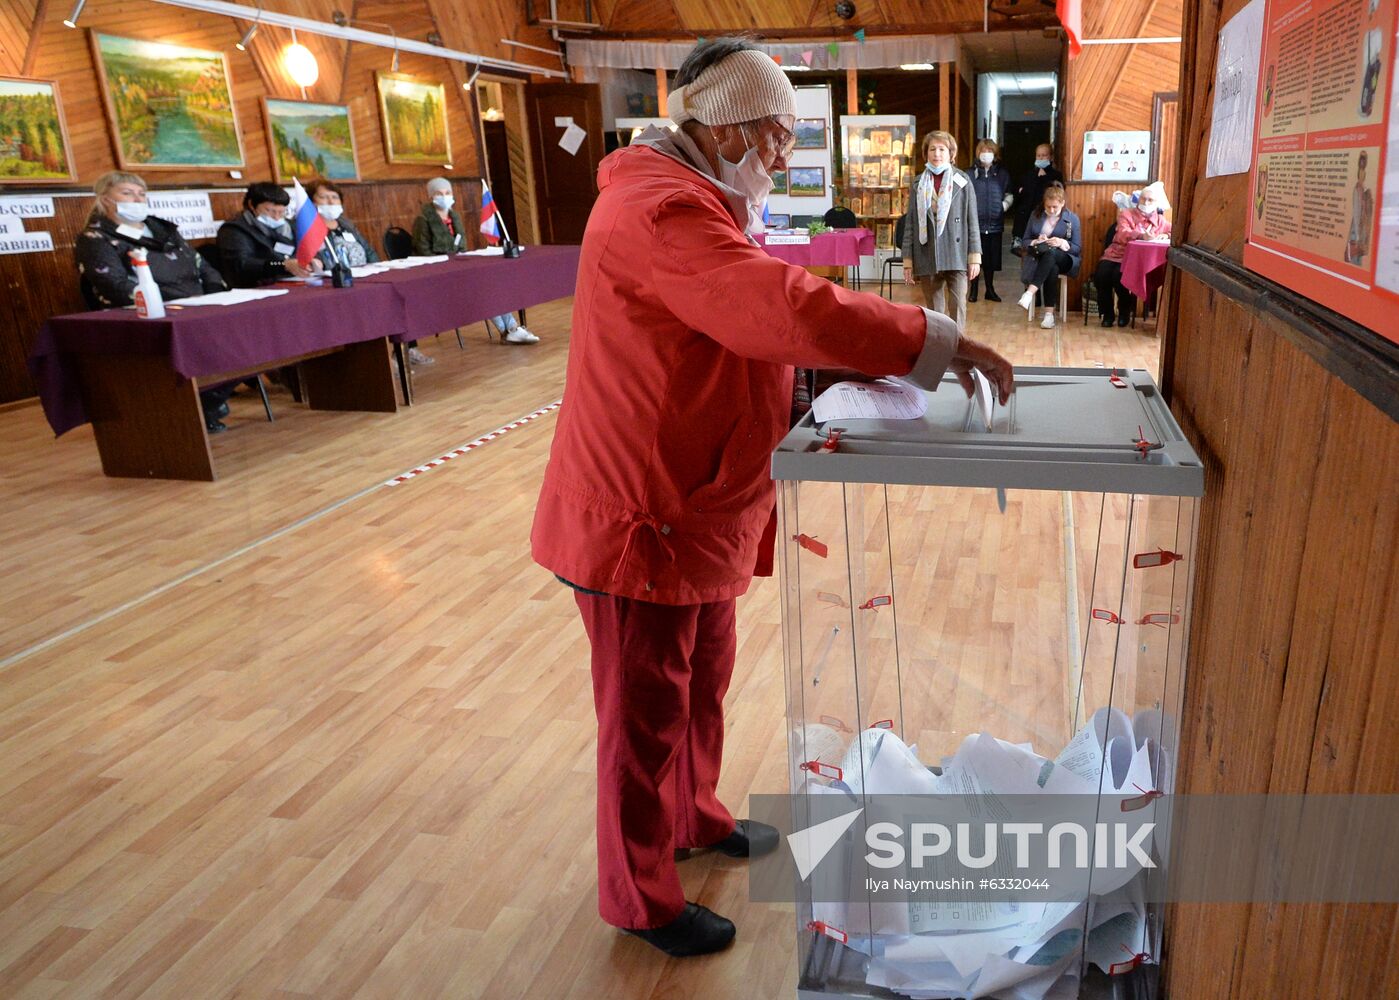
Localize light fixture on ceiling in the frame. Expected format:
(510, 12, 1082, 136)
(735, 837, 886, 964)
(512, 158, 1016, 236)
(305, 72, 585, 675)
(899, 63, 936, 71)
(63, 0, 86, 28)
(284, 28, 320, 87)
(236, 4, 263, 51)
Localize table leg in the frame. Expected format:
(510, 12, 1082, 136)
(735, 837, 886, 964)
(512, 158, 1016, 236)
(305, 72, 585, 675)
(392, 342, 413, 406)
(300, 337, 398, 413)
(78, 355, 214, 481)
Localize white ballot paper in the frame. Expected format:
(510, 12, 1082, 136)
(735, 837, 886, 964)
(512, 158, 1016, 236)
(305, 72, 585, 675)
(971, 368, 994, 429)
(812, 379, 927, 423)
(166, 288, 289, 307)
(461, 246, 506, 256)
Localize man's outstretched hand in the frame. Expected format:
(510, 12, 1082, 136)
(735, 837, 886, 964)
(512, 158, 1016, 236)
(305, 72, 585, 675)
(949, 335, 1015, 404)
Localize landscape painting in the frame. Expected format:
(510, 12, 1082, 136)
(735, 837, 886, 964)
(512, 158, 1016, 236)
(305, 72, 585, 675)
(263, 98, 358, 182)
(794, 117, 826, 149)
(375, 72, 451, 165)
(789, 165, 825, 196)
(90, 32, 243, 169)
(0, 77, 75, 184)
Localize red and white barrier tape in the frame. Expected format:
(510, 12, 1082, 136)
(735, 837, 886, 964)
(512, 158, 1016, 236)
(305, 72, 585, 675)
(384, 399, 562, 486)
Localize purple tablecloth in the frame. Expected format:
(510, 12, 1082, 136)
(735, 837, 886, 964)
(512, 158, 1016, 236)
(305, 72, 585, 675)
(360, 244, 581, 341)
(29, 281, 404, 436)
(754, 229, 876, 267)
(1121, 240, 1171, 301)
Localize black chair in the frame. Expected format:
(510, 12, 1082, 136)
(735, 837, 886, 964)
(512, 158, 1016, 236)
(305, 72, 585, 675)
(823, 206, 858, 228)
(880, 216, 907, 299)
(196, 242, 224, 277)
(383, 226, 414, 260)
(1082, 223, 1117, 325)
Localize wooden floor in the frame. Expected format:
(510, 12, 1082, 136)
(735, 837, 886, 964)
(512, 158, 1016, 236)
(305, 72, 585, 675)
(0, 286, 1162, 999)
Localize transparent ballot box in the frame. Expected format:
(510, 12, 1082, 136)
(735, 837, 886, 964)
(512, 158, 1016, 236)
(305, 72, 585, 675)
(770, 367, 1203, 1000)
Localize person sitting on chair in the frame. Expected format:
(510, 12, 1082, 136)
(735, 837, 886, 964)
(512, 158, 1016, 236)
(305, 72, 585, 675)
(1015, 182, 1082, 330)
(75, 170, 236, 433)
(1094, 180, 1172, 327)
(306, 179, 379, 268)
(413, 177, 538, 346)
(216, 182, 315, 288)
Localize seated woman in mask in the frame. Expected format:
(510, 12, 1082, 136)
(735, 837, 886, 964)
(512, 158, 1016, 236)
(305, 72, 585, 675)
(74, 170, 235, 433)
(306, 179, 379, 268)
(1093, 180, 1172, 327)
(412, 177, 538, 345)
(216, 182, 314, 287)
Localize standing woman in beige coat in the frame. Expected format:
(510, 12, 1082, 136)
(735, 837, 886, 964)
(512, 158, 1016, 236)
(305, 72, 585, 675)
(901, 130, 982, 332)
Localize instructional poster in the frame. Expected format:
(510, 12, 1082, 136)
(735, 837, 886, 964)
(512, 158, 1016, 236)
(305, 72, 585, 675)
(1081, 131, 1152, 181)
(1244, 0, 1399, 340)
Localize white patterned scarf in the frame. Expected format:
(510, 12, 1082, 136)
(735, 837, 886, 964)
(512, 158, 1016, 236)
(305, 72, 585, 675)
(916, 166, 955, 245)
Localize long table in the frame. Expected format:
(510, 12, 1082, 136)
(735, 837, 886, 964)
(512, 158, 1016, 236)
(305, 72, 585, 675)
(29, 244, 583, 481)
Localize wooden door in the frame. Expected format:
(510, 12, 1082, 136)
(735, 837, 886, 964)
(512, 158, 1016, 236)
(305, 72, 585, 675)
(482, 120, 520, 243)
(526, 83, 604, 245)
(1152, 91, 1180, 205)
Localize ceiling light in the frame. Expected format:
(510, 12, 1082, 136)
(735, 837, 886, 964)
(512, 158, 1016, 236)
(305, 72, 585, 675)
(900, 63, 936, 71)
(284, 30, 319, 87)
(63, 0, 86, 28)
(236, 20, 260, 50)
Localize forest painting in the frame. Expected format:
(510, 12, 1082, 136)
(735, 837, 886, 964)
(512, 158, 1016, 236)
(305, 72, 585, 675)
(0, 77, 75, 184)
(375, 72, 451, 165)
(264, 99, 358, 183)
(91, 32, 243, 169)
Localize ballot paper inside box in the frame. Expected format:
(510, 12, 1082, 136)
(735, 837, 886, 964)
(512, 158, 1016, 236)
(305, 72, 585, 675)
(770, 367, 1203, 1000)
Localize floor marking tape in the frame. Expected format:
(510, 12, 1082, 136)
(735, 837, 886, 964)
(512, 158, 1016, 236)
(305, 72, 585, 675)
(384, 399, 562, 486)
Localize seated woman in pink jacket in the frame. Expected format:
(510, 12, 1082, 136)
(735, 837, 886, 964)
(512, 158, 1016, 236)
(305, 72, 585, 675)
(1093, 180, 1172, 326)
(530, 37, 1013, 960)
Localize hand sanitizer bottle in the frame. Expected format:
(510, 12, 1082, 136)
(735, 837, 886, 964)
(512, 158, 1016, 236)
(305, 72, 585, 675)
(129, 248, 165, 319)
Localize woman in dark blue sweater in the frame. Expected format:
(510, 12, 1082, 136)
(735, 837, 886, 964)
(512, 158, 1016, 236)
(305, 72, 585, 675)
(969, 139, 1013, 302)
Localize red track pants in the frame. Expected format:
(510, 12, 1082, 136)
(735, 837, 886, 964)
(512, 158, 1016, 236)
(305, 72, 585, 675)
(574, 590, 739, 929)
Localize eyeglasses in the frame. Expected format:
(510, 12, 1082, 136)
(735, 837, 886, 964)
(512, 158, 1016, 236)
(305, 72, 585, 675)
(767, 118, 797, 157)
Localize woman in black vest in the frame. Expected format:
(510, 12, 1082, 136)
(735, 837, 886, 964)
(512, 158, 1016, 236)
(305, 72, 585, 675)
(216, 182, 314, 287)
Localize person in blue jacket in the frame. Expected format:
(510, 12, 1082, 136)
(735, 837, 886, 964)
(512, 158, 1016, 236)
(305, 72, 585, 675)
(968, 139, 1013, 302)
(1016, 182, 1081, 329)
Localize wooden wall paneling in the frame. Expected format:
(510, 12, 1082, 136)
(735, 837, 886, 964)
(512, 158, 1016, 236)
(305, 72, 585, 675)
(498, 79, 542, 246)
(0, 0, 39, 75)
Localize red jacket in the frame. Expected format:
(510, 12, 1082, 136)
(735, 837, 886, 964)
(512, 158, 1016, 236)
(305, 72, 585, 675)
(1102, 207, 1172, 263)
(531, 131, 954, 605)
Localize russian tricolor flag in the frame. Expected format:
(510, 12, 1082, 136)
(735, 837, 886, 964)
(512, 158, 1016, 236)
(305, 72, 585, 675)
(291, 178, 328, 265)
(480, 181, 500, 244)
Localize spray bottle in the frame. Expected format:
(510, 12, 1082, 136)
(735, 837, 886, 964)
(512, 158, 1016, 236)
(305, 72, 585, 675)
(129, 248, 165, 319)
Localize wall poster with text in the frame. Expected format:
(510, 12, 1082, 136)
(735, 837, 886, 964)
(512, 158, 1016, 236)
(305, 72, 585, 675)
(1244, 0, 1399, 341)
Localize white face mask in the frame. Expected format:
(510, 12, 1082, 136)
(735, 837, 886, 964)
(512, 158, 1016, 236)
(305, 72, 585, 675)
(432, 194, 454, 210)
(926, 161, 949, 175)
(114, 200, 150, 223)
(978, 152, 994, 166)
(257, 213, 285, 230)
(317, 204, 344, 221)
(714, 123, 773, 235)
(1139, 200, 1156, 214)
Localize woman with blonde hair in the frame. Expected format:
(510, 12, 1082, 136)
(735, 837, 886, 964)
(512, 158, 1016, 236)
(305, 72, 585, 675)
(75, 171, 233, 430)
(900, 129, 981, 331)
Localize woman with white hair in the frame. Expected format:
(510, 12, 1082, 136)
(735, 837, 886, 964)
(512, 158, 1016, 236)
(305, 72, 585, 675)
(75, 171, 235, 432)
(411, 177, 538, 349)
(531, 37, 1013, 958)
(1094, 180, 1172, 326)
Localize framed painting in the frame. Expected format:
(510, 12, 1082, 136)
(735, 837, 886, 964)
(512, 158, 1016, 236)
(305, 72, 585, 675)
(794, 117, 826, 149)
(0, 76, 77, 184)
(375, 71, 451, 165)
(89, 32, 244, 170)
(770, 168, 788, 195)
(263, 98, 359, 183)
(789, 165, 825, 197)
(870, 129, 892, 155)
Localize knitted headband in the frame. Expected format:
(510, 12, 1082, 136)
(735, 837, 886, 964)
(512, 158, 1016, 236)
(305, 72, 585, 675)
(667, 48, 797, 127)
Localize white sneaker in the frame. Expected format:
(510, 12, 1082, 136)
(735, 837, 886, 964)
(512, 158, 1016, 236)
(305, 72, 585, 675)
(408, 347, 434, 365)
(503, 326, 540, 345)
(1040, 309, 1056, 329)
(1017, 289, 1036, 312)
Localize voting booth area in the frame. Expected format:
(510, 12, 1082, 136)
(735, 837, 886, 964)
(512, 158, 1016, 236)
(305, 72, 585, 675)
(773, 369, 1203, 999)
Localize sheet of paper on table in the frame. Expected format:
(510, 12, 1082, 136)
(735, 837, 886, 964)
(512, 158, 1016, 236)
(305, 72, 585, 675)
(377, 256, 450, 269)
(460, 246, 506, 256)
(166, 288, 290, 306)
(811, 379, 928, 423)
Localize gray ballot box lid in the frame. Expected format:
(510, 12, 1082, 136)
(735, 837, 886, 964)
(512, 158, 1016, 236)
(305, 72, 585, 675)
(771, 366, 1205, 497)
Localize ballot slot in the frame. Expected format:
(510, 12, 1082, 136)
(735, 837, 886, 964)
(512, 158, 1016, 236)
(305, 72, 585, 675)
(773, 366, 1202, 1000)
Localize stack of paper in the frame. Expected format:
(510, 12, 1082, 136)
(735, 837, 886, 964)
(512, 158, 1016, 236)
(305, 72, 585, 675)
(797, 714, 1169, 998)
(166, 288, 289, 307)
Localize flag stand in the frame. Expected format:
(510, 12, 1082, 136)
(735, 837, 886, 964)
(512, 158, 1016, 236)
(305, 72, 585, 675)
(483, 179, 523, 258)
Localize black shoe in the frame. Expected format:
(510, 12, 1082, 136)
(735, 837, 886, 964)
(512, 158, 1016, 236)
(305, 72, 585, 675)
(968, 285, 979, 303)
(623, 902, 735, 957)
(1117, 312, 1131, 327)
(215, 402, 230, 418)
(713, 819, 781, 859)
(1101, 314, 1115, 327)
(205, 417, 227, 434)
(984, 288, 1001, 302)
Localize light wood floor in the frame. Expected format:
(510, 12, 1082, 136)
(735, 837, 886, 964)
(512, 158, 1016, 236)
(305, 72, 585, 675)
(0, 286, 1162, 999)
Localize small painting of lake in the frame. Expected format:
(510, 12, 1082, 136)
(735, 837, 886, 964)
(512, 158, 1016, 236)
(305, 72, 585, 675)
(92, 32, 243, 169)
(265, 99, 358, 182)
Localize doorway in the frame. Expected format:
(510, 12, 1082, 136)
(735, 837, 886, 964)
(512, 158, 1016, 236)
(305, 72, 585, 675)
(476, 76, 540, 246)
(482, 120, 519, 243)
(1001, 121, 1053, 179)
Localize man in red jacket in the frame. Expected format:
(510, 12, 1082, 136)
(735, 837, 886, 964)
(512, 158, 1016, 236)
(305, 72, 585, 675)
(531, 38, 1014, 957)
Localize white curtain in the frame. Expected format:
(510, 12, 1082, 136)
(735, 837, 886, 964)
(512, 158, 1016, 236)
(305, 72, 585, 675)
(566, 35, 960, 72)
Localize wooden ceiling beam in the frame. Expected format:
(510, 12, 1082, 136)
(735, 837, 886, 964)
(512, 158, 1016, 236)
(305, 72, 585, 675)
(567, 15, 1058, 41)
